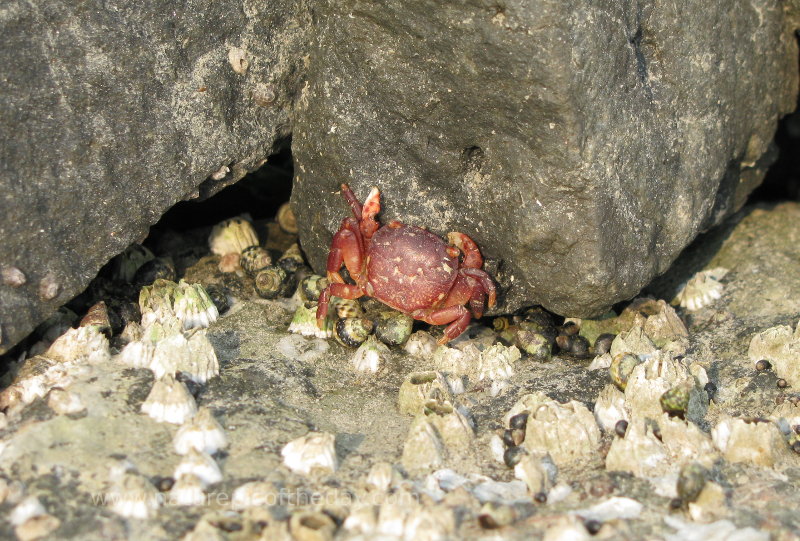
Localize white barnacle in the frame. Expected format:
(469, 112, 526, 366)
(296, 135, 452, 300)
(343, 505, 379, 535)
(404, 331, 438, 359)
(401, 416, 445, 473)
(397, 371, 454, 416)
(111, 244, 155, 283)
(478, 343, 520, 396)
(141, 375, 197, 425)
(139, 280, 178, 326)
(281, 431, 338, 475)
(173, 281, 219, 331)
(168, 474, 206, 506)
(289, 511, 337, 541)
(47, 388, 86, 415)
(519, 392, 601, 467)
(288, 304, 334, 339)
(174, 449, 223, 487)
(231, 481, 281, 510)
(46, 326, 110, 365)
(173, 407, 228, 455)
(179, 331, 220, 384)
(593, 384, 629, 432)
(711, 417, 793, 468)
(149, 333, 190, 379)
(208, 216, 259, 256)
(365, 462, 397, 492)
(9, 496, 46, 526)
(0, 356, 75, 411)
(514, 453, 557, 495)
(108, 472, 160, 519)
(117, 339, 156, 369)
(352, 335, 389, 373)
(673, 267, 728, 311)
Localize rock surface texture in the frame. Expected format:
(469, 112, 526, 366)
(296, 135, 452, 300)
(0, 202, 799, 539)
(0, 0, 307, 353)
(292, 0, 798, 317)
(2, 0, 799, 352)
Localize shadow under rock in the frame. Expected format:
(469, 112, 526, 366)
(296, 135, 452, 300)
(642, 204, 770, 302)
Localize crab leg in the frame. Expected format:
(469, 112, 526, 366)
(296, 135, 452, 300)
(412, 305, 472, 344)
(326, 218, 365, 284)
(340, 183, 363, 221)
(441, 273, 489, 319)
(316, 283, 365, 326)
(447, 232, 483, 269)
(462, 268, 497, 307)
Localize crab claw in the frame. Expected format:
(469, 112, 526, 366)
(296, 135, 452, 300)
(447, 232, 483, 269)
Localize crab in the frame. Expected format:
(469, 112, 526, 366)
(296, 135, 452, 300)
(316, 184, 497, 344)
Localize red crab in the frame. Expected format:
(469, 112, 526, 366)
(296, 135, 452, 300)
(316, 184, 497, 344)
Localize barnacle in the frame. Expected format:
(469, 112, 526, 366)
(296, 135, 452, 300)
(673, 267, 728, 311)
(208, 217, 259, 256)
(173, 407, 227, 455)
(141, 375, 197, 424)
(108, 473, 160, 519)
(174, 450, 223, 487)
(351, 335, 389, 373)
(169, 474, 206, 506)
(281, 432, 338, 475)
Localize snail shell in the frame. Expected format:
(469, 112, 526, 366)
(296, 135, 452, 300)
(276, 202, 298, 234)
(254, 266, 288, 299)
(517, 306, 556, 328)
(298, 275, 329, 304)
(375, 310, 413, 346)
(203, 284, 230, 314)
(80, 301, 112, 336)
(335, 317, 374, 348)
(493, 316, 512, 332)
(332, 297, 363, 319)
(240, 245, 272, 276)
(610, 353, 640, 391)
(594, 333, 616, 355)
(676, 462, 708, 504)
(277, 243, 305, 273)
(660, 384, 691, 417)
(568, 335, 590, 358)
(133, 258, 176, 288)
(514, 329, 551, 361)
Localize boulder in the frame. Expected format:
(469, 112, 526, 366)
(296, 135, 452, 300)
(291, 0, 798, 316)
(0, 0, 307, 352)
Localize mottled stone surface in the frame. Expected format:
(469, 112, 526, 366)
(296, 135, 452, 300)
(292, 0, 798, 318)
(0, 0, 307, 353)
(2, 203, 800, 538)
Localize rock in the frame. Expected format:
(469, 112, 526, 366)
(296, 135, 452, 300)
(0, 0, 307, 353)
(291, 0, 798, 318)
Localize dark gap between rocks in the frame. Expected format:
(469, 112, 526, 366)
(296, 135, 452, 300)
(0, 145, 295, 378)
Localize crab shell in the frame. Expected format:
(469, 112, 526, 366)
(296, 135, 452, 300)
(365, 225, 459, 313)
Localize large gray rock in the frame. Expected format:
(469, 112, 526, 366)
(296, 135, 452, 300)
(0, 0, 308, 353)
(2, 0, 799, 354)
(291, 0, 798, 317)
